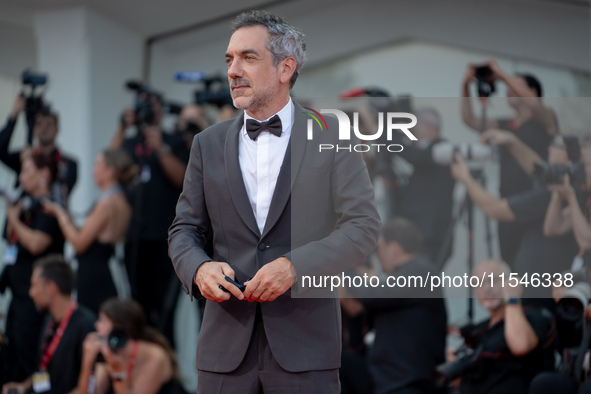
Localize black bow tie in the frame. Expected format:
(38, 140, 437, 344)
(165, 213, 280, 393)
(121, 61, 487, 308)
(246, 115, 282, 141)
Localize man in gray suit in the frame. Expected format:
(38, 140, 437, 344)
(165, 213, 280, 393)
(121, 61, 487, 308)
(168, 10, 381, 393)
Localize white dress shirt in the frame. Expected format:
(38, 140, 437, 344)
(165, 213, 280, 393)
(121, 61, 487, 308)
(239, 98, 293, 235)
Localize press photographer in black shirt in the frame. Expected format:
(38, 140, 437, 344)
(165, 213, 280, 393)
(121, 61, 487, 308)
(461, 59, 557, 265)
(1, 153, 65, 382)
(0, 94, 77, 201)
(110, 90, 189, 344)
(442, 259, 555, 394)
(1, 255, 94, 394)
(451, 136, 579, 301)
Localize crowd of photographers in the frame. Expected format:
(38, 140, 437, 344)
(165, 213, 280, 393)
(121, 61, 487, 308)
(0, 59, 589, 393)
(0, 72, 237, 393)
(339, 59, 591, 394)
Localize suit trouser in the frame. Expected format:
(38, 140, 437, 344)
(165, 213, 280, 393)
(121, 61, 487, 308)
(196, 306, 340, 394)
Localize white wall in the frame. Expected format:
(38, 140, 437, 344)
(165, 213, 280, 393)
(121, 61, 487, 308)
(34, 7, 143, 214)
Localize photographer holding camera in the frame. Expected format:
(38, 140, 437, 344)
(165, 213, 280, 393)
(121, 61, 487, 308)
(110, 88, 189, 346)
(77, 298, 185, 394)
(543, 137, 591, 258)
(0, 94, 77, 202)
(461, 59, 557, 265)
(451, 136, 579, 302)
(2, 255, 95, 394)
(1, 153, 66, 383)
(441, 259, 555, 394)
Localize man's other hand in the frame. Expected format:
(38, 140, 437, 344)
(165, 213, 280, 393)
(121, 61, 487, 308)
(243, 257, 295, 302)
(194, 261, 244, 302)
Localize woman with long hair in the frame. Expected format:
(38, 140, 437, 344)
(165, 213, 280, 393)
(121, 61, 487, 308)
(43, 149, 137, 315)
(78, 298, 185, 394)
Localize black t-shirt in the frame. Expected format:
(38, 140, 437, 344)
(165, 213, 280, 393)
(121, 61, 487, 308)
(497, 117, 554, 199)
(508, 189, 579, 297)
(4, 200, 65, 298)
(460, 307, 556, 394)
(355, 256, 448, 394)
(36, 306, 96, 394)
(123, 132, 190, 241)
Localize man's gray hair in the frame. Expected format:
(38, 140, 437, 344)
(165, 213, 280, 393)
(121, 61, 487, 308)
(231, 10, 306, 89)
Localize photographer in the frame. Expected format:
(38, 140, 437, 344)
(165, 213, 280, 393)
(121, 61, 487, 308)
(1, 255, 95, 394)
(0, 94, 77, 199)
(447, 259, 555, 394)
(1, 153, 65, 383)
(461, 59, 557, 264)
(543, 138, 591, 255)
(77, 298, 185, 394)
(110, 91, 189, 345)
(175, 104, 210, 151)
(347, 218, 447, 394)
(451, 139, 579, 301)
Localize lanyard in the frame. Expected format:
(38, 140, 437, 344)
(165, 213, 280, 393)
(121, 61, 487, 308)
(40, 300, 77, 371)
(126, 340, 139, 381)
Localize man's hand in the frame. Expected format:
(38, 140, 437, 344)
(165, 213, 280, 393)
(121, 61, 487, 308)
(243, 257, 295, 302)
(450, 153, 471, 183)
(6, 200, 23, 222)
(548, 174, 577, 204)
(143, 126, 164, 151)
(120, 108, 135, 129)
(194, 261, 244, 302)
(2, 382, 27, 394)
(480, 129, 515, 147)
(463, 63, 476, 85)
(483, 58, 503, 81)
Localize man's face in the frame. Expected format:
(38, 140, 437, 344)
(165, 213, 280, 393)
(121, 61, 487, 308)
(226, 26, 281, 117)
(34, 115, 58, 146)
(474, 264, 504, 311)
(29, 268, 50, 311)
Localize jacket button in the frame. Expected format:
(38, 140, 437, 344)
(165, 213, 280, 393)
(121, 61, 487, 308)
(258, 243, 267, 251)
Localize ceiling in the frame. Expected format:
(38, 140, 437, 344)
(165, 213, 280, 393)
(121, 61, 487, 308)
(2, 0, 587, 48)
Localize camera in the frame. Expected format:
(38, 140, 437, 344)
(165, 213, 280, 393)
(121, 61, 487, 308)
(474, 65, 496, 98)
(99, 328, 128, 351)
(557, 269, 591, 322)
(125, 81, 158, 127)
(533, 136, 585, 186)
(434, 324, 482, 386)
(174, 72, 233, 108)
(22, 69, 48, 88)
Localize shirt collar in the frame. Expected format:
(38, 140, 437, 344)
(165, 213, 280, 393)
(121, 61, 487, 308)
(242, 97, 293, 136)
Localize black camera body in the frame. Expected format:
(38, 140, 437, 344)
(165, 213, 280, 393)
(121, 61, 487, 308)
(193, 75, 233, 109)
(534, 136, 585, 187)
(434, 323, 482, 386)
(474, 65, 496, 98)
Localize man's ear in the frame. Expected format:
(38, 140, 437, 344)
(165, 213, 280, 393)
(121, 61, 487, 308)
(278, 57, 297, 85)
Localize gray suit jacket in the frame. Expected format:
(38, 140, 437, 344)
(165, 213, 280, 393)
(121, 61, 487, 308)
(168, 101, 380, 373)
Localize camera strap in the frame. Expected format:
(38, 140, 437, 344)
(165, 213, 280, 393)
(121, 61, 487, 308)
(39, 300, 77, 371)
(126, 340, 139, 381)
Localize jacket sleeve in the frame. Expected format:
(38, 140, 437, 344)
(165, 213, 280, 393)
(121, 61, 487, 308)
(168, 133, 212, 300)
(285, 137, 381, 284)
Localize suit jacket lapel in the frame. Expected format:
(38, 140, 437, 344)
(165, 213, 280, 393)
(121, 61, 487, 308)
(261, 102, 307, 239)
(225, 114, 261, 238)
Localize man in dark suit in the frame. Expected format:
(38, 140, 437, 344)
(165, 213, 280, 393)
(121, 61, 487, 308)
(168, 10, 381, 393)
